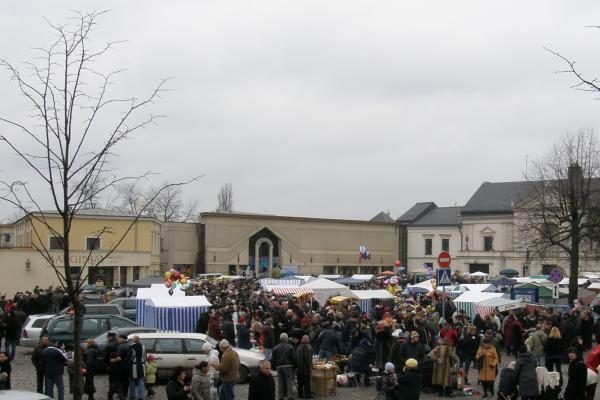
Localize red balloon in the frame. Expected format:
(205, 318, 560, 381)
(173, 271, 181, 280)
(164, 280, 172, 288)
(394, 260, 401, 267)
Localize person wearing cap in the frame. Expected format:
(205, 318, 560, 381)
(429, 338, 459, 397)
(398, 331, 425, 371)
(296, 335, 313, 399)
(104, 332, 120, 400)
(212, 339, 240, 400)
(396, 359, 421, 400)
(381, 362, 398, 400)
(475, 338, 498, 398)
(145, 354, 157, 398)
(272, 333, 296, 400)
(564, 347, 587, 400)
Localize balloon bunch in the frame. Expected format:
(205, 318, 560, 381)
(164, 268, 190, 295)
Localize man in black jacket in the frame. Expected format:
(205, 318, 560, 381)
(40, 341, 68, 400)
(272, 333, 296, 400)
(31, 335, 49, 393)
(248, 360, 275, 400)
(104, 332, 121, 400)
(399, 332, 425, 370)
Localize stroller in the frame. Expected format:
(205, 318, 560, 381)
(536, 367, 561, 400)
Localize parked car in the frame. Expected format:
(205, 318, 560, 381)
(130, 332, 262, 382)
(21, 315, 53, 348)
(86, 326, 159, 372)
(0, 390, 51, 399)
(42, 314, 137, 349)
(108, 297, 137, 320)
(60, 303, 126, 317)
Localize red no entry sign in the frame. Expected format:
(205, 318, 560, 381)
(438, 251, 451, 268)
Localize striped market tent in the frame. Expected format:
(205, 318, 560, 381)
(264, 285, 314, 295)
(259, 278, 303, 290)
(475, 297, 525, 318)
(144, 295, 212, 332)
(453, 291, 504, 320)
(136, 284, 185, 326)
(351, 289, 395, 314)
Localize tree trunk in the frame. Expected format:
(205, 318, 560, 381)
(568, 229, 580, 306)
(72, 298, 84, 400)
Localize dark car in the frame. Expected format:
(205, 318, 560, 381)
(42, 314, 137, 349)
(86, 326, 158, 372)
(59, 303, 126, 318)
(108, 298, 137, 321)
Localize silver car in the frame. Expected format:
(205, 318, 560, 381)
(130, 332, 263, 382)
(21, 315, 53, 348)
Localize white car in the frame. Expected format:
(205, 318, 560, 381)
(0, 390, 51, 399)
(21, 315, 53, 348)
(130, 332, 263, 382)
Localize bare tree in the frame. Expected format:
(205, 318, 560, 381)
(113, 180, 199, 222)
(517, 131, 600, 304)
(0, 12, 194, 399)
(216, 182, 234, 213)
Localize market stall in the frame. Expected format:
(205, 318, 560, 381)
(453, 291, 504, 319)
(259, 278, 304, 290)
(475, 297, 525, 318)
(351, 289, 395, 314)
(302, 278, 354, 305)
(144, 295, 212, 332)
(136, 284, 184, 326)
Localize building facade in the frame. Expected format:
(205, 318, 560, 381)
(198, 212, 401, 276)
(0, 209, 161, 294)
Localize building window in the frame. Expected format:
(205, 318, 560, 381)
(484, 236, 494, 251)
(86, 237, 101, 250)
(2, 233, 10, 243)
(49, 236, 64, 250)
(441, 238, 449, 252)
(424, 238, 432, 255)
(323, 265, 336, 274)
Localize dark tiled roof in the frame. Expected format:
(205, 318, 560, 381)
(370, 211, 394, 222)
(39, 208, 139, 218)
(462, 181, 532, 215)
(411, 206, 463, 226)
(397, 202, 436, 223)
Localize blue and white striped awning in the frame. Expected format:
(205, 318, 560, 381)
(259, 278, 303, 290)
(144, 296, 212, 332)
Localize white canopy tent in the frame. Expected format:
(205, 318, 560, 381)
(302, 278, 354, 305)
(294, 275, 317, 283)
(469, 271, 489, 277)
(136, 284, 184, 326)
(352, 274, 374, 281)
(318, 274, 341, 280)
(351, 289, 394, 313)
(558, 277, 589, 286)
(454, 291, 504, 319)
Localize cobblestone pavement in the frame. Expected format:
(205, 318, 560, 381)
(10, 346, 599, 399)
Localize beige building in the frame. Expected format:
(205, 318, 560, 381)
(0, 209, 161, 294)
(160, 222, 200, 278)
(198, 212, 401, 276)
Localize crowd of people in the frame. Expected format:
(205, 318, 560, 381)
(0, 276, 599, 400)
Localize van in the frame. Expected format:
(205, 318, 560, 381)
(195, 273, 223, 281)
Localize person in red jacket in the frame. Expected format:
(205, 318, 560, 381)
(439, 321, 458, 348)
(586, 344, 600, 400)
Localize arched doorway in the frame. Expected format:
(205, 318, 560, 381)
(248, 228, 280, 275)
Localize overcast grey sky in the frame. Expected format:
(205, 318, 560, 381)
(2, 1, 600, 221)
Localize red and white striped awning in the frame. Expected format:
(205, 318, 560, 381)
(267, 286, 313, 295)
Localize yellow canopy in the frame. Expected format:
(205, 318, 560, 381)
(329, 295, 356, 304)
